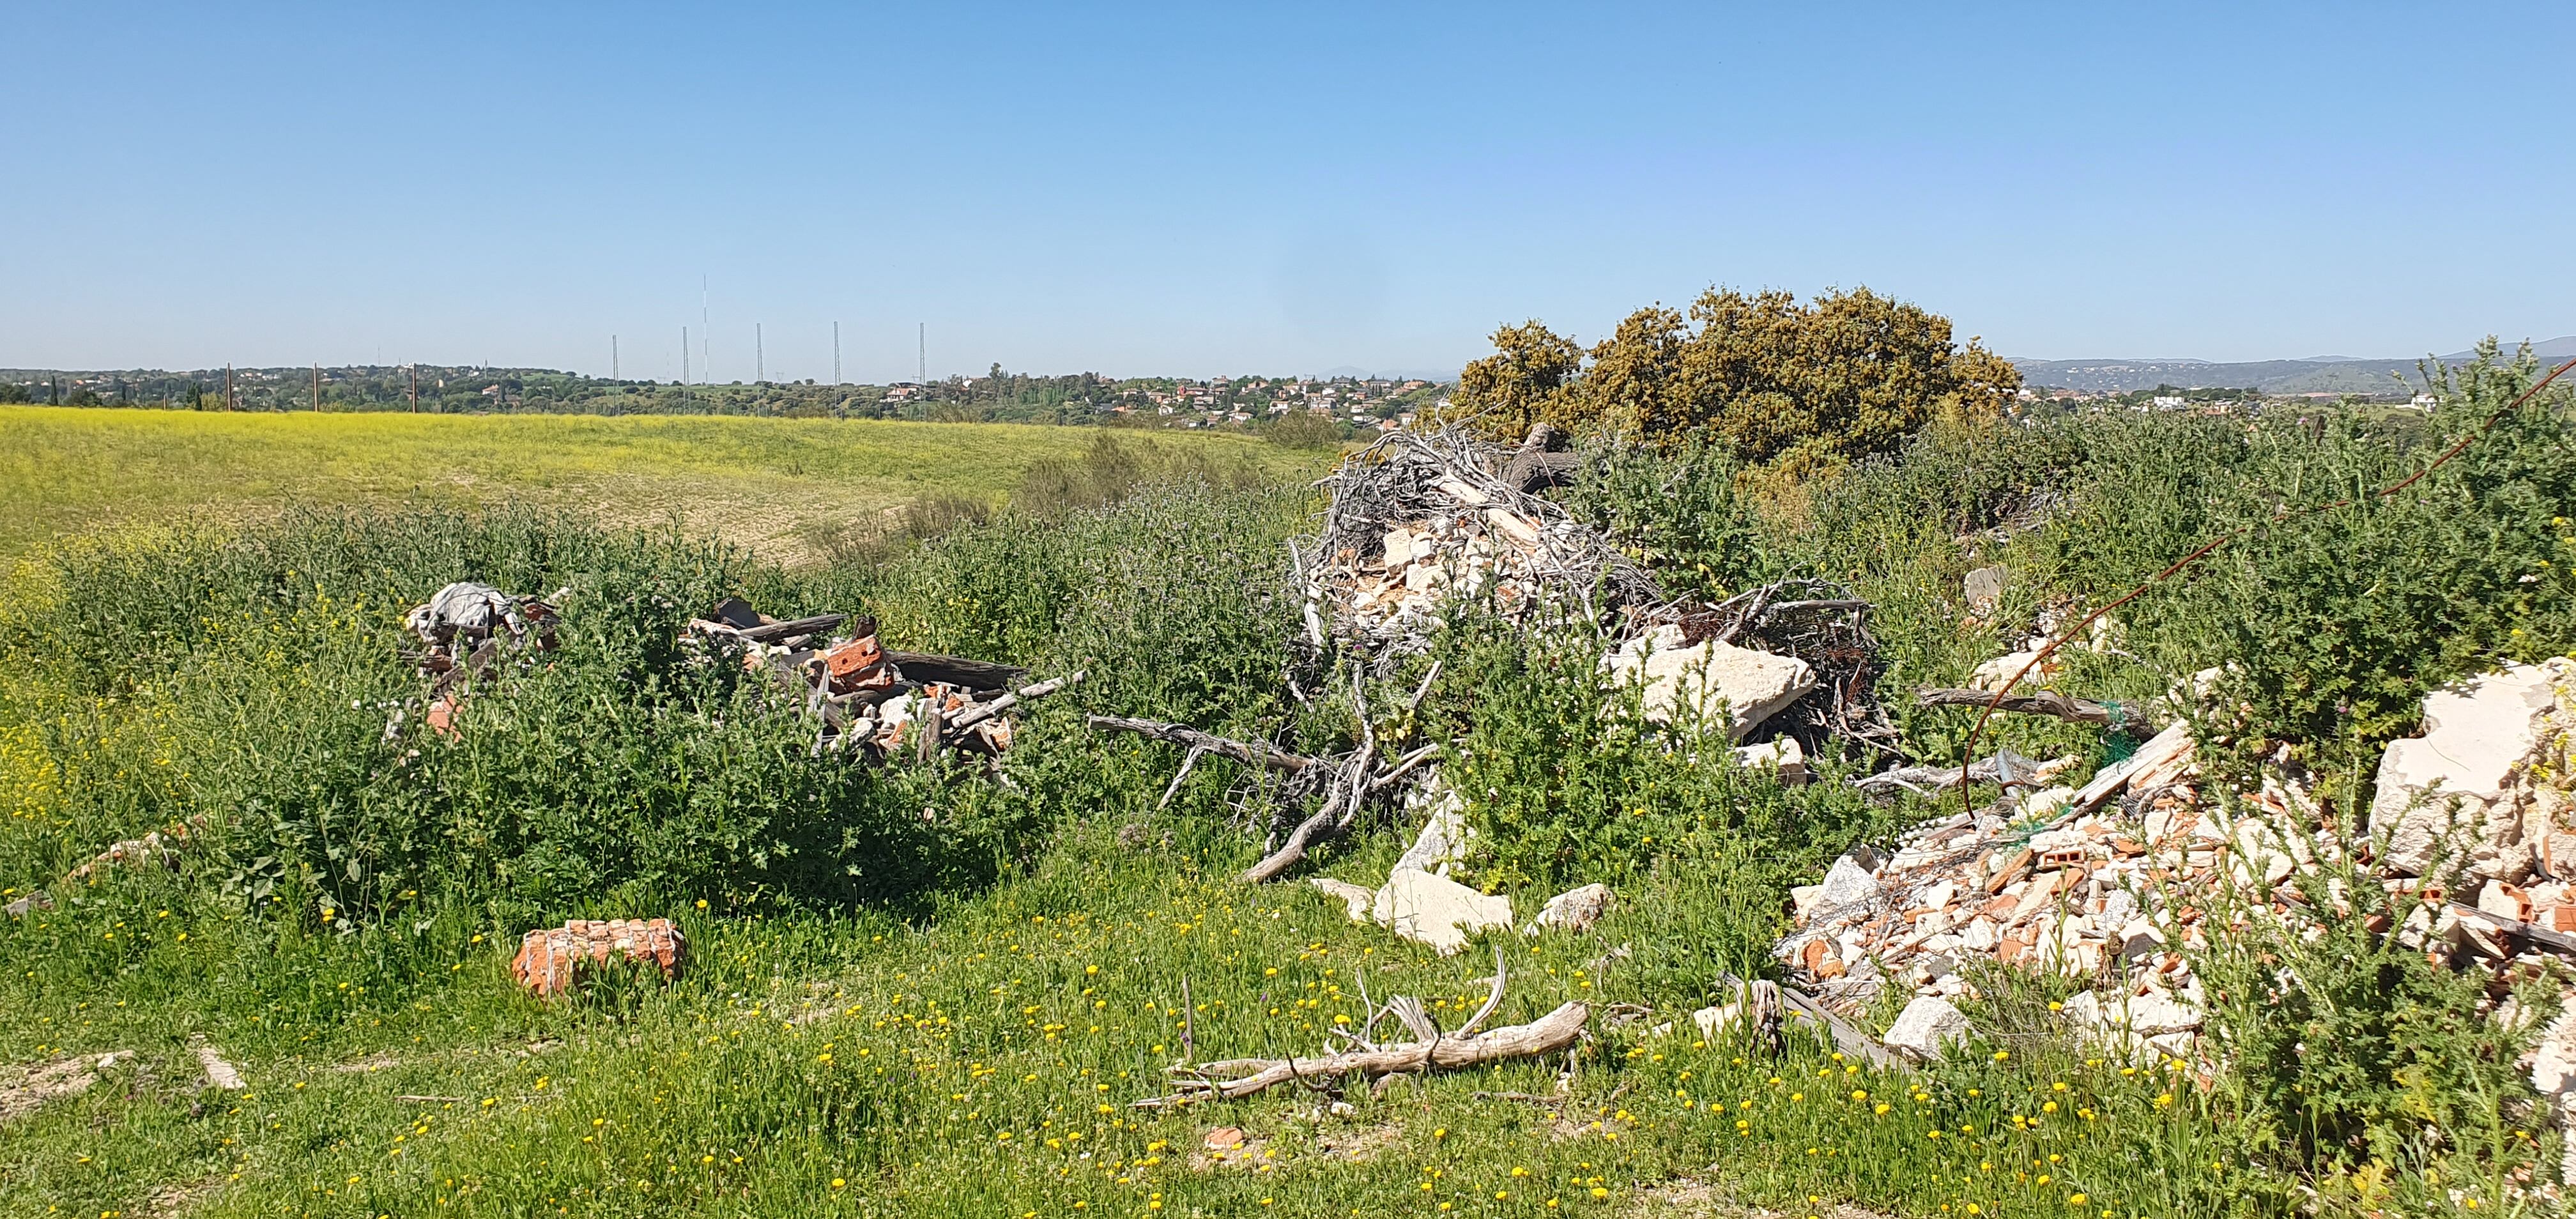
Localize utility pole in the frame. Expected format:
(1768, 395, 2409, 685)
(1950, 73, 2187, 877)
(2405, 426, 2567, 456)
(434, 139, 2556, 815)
(225, 364, 234, 411)
(612, 335, 620, 381)
(832, 321, 841, 385)
(682, 326, 691, 386)
(919, 323, 926, 384)
(312, 364, 321, 411)
(755, 322, 764, 383)
(408, 364, 417, 412)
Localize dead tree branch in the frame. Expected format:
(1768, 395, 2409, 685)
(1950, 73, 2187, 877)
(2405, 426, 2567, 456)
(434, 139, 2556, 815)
(1137, 999, 1588, 1108)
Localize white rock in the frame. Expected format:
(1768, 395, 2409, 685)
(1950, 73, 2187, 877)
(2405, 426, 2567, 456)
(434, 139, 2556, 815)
(1524, 883, 1612, 935)
(1815, 855, 1880, 911)
(2372, 661, 2566, 877)
(1308, 878, 1376, 923)
(1882, 996, 1972, 1061)
(1970, 648, 2058, 693)
(1610, 639, 1817, 740)
(1372, 869, 1512, 956)
(2531, 1006, 2576, 1096)
(1393, 774, 1473, 877)
(1732, 737, 1810, 784)
(196, 1044, 246, 1091)
(1964, 565, 2007, 614)
(1789, 885, 1825, 917)
(1917, 880, 1959, 914)
(2058, 991, 2101, 1025)
(1692, 1002, 1742, 1040)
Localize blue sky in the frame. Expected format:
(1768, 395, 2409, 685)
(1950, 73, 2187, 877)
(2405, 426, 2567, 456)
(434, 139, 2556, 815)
(4, 2, 2570, 381)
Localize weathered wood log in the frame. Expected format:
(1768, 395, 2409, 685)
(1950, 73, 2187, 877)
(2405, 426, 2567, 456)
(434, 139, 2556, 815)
(885, 650, 1031, 693)
(1135, 1000, 1588, 1107)
(735, 613, 850, 644)
(1084, 715, 1317, 774)
(1915, 686, 2138, 732)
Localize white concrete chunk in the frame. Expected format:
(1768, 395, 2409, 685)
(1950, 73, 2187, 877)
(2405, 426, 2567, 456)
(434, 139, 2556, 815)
(1882, 995, 1972, 1061)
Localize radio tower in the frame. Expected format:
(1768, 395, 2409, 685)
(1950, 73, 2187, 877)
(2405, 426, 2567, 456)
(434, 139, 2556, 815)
(755, 323, 764, 383)
(832, 321, 842, 385)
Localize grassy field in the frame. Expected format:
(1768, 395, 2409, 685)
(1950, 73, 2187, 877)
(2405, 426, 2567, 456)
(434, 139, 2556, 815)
(0, 407, 1303, 563)
(3, 354, 2573, 1218)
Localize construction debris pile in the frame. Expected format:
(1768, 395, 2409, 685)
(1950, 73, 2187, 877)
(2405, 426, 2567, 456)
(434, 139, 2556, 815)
(683, 597, 1079, 763)
(1775, 656, 2576, 1071)
(400, 581, 560, 738)
(1295, 425, 1661, 652)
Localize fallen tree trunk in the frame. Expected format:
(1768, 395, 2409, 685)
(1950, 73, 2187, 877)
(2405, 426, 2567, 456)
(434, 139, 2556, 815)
(1085, 715, 1317, 774)
(1135, 1000, 1588, 1107)
(1915, 686, 2140, 733)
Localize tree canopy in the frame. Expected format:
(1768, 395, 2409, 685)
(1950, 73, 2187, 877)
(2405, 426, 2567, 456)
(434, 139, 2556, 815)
(1449, 287, 2021, 474)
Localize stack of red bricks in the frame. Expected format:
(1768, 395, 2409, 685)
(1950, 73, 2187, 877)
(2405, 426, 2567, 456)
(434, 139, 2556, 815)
(510, 918, 687, 997)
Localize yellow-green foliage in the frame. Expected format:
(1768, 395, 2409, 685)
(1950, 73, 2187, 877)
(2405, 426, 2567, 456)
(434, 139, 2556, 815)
(0, 407, 1306, 564)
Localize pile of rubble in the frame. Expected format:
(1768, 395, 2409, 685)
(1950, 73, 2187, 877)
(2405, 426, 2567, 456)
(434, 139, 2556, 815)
(684, 597, 1077, 763)
(1777, 656, 2576, 1069)
(400, 581, 561, 739)
(1296, 425, 1660, 652)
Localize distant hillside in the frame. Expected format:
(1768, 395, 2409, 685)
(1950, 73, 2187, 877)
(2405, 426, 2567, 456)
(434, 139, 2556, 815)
(2012, 336, 2575, 395)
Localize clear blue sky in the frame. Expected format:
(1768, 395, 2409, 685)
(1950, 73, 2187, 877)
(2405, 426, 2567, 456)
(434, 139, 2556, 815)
(5, 1, 2570, 381)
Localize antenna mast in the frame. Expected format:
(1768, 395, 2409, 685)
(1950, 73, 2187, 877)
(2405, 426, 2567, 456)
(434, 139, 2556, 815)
(755, 322, 764, 383)
(918, 323, 926, 384)
(832, 321, 842, 385)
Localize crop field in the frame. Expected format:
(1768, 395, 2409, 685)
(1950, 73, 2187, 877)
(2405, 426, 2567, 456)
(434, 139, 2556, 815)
(0, 407, 1304, 563)
(2, 348, 2573, 1219)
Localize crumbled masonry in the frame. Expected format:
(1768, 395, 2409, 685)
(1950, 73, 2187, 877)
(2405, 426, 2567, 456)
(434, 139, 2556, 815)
(684, 596, 1078, 764)
(1772, 657, 2576, 1082)
(511, 918, 688, 997)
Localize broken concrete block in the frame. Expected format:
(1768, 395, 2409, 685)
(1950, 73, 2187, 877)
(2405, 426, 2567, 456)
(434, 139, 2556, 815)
(1732, 736, 1809, 784)
(1372, 870, 1512, 956)
(1308, 878, 1376, 923)
(511, 918, 687, 997)
(1883, 995, 1972, 1061)
(1525, 883, 1611, 935)
(1814, 855, 1881, 911)
(1392, 774, 1472, 877)
(1610, 640, 1817, 740)
(1964, 566, 2007, 615)
(2371, 661, 2564, 877)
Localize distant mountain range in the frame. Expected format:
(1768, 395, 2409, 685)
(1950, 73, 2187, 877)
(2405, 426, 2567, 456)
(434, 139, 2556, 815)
(2011, 337, 2576, 395)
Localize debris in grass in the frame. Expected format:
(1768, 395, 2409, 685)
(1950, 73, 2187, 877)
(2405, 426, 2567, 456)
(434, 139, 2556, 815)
(686, 598, 1078, 764)
(510, 917, 688, 997)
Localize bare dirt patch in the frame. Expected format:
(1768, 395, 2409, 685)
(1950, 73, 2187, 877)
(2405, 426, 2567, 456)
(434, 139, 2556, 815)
(0, 1050, 132, 1124)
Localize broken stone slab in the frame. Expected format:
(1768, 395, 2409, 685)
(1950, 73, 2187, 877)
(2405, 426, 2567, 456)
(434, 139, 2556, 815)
(2371, 660, 2568, 877)
(1732, 737, 1809, 785)
(1964, 566, 2008, 615)
(1393, 775, 1473, 877)
(1969, 648, 2059, 693)
(1308, 878, 1376, 923)
(1609, 638, 1817, 741)
(1524, 883, 1611, 935)
(195, 1043, 245, 1091)
(1815, 854, 1881, 911)
(1882, 995, 1972, 1061)
(510, 918, 688, 997)
(1372, 869, 1512, 956)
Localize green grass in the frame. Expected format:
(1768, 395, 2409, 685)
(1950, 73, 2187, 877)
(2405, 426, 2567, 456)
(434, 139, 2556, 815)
(6, 352, 2574, 1218)
(0, 407, 1305, 564)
